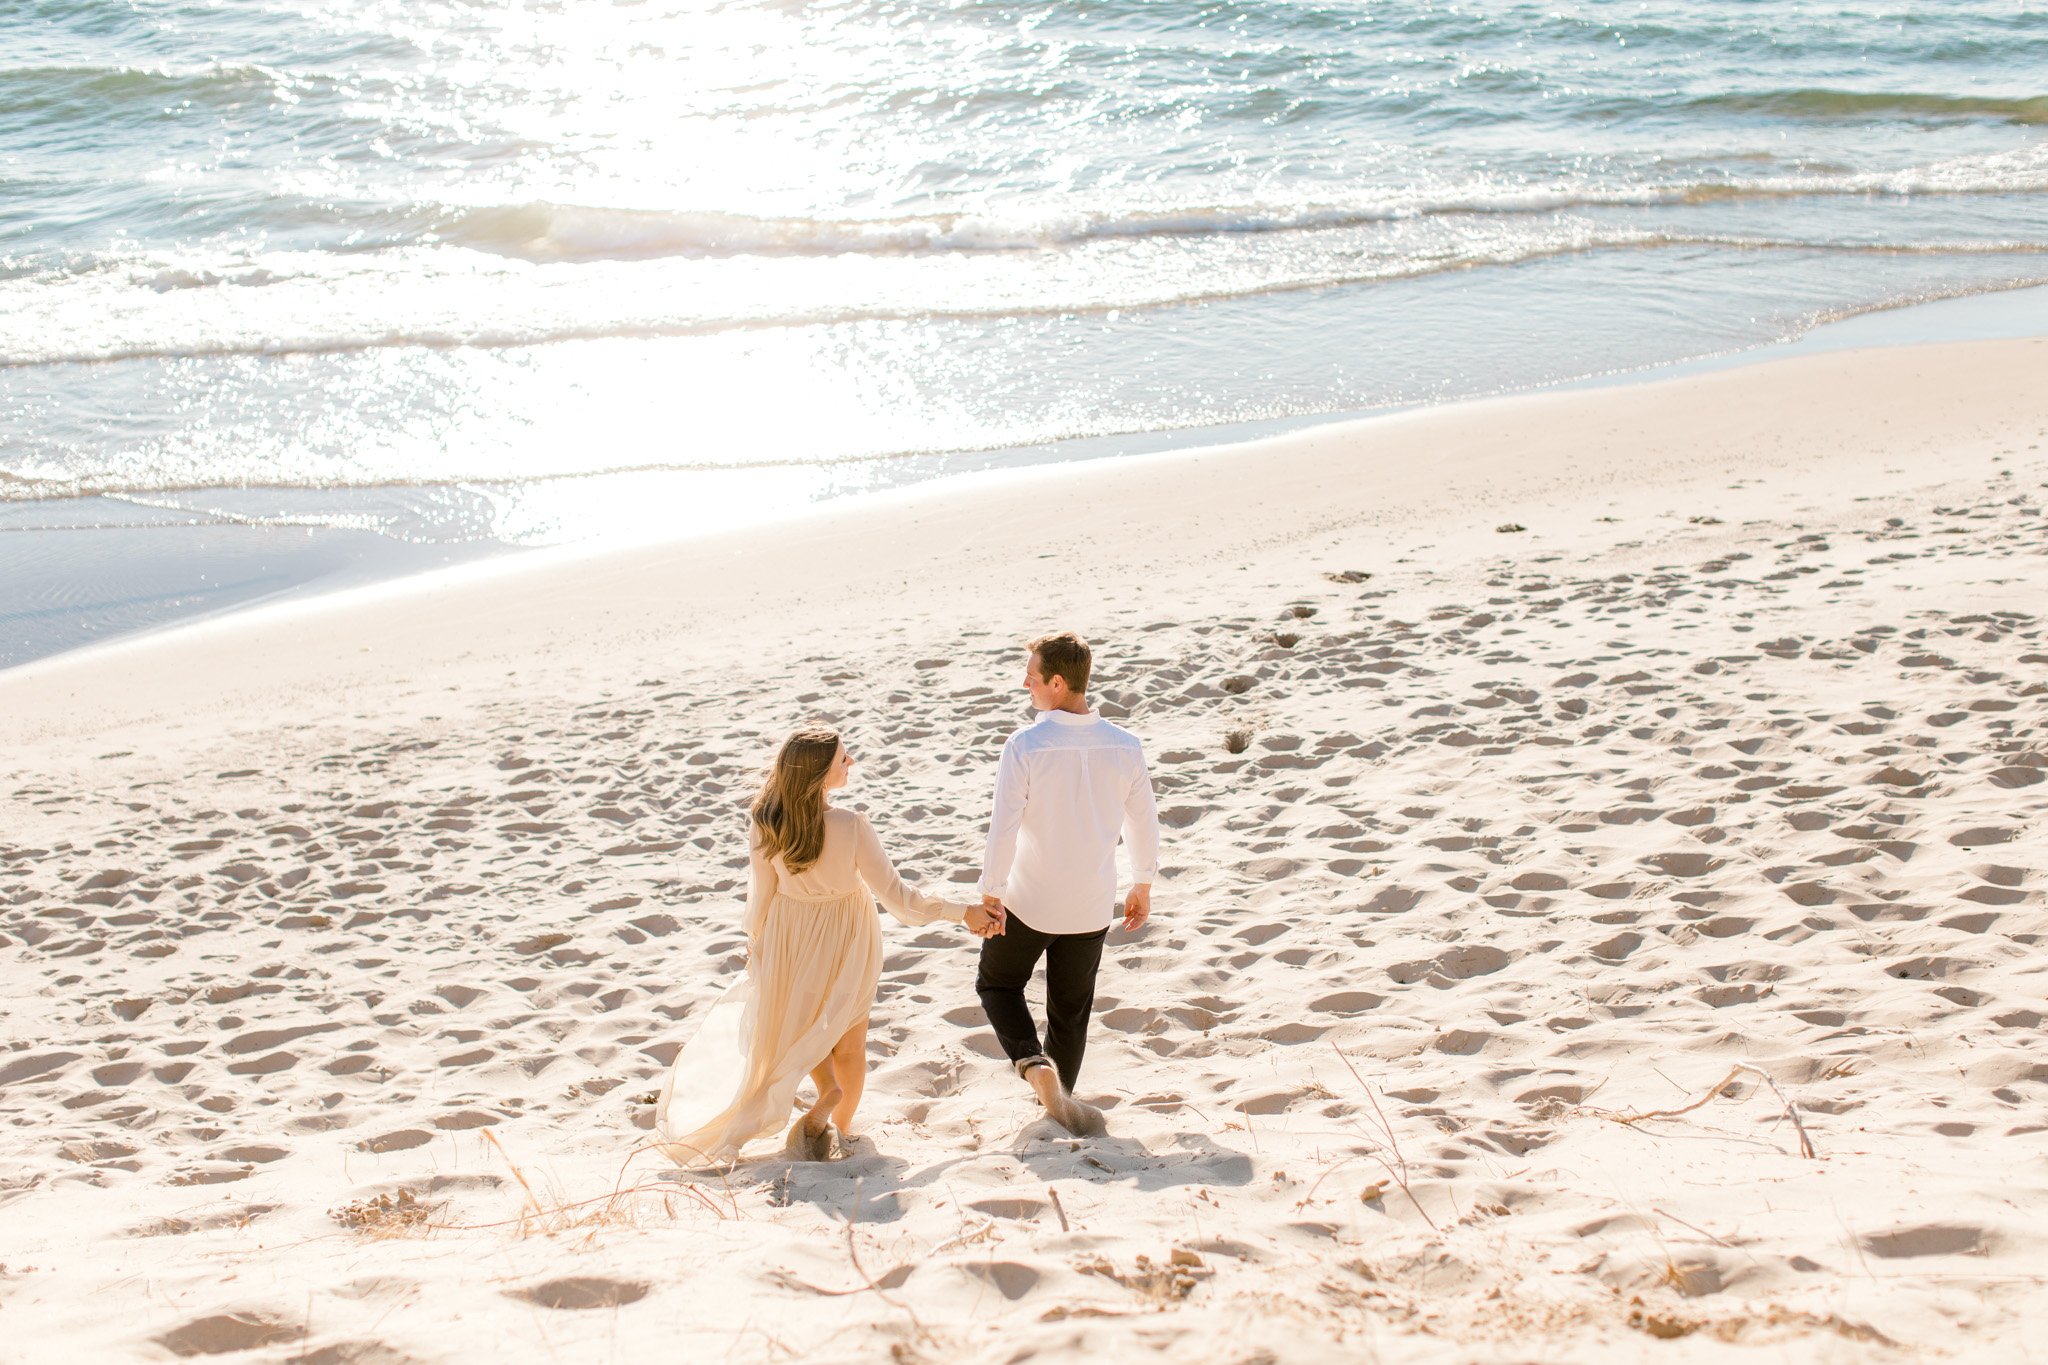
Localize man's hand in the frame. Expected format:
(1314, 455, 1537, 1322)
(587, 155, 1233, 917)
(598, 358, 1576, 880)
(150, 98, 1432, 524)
(968, 897, 1006, 938)
(1122, 884, 1151, 934)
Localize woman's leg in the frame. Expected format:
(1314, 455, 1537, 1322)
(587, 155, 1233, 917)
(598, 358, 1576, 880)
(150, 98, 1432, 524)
(800, 1057, 841, 1134)
(828, 1016, 869, 1131)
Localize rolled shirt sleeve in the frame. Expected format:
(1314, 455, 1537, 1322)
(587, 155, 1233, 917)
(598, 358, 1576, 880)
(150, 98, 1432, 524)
(977, 735, 1028, 901)
(1121, 748, 1161, 885)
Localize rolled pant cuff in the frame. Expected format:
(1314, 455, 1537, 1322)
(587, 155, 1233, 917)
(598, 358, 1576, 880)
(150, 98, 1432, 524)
(1014, 1054, 1054, 1081)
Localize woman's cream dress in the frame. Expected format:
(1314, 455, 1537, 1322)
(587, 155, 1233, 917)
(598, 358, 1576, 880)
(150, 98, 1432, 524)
(654, 807, 971, 1165)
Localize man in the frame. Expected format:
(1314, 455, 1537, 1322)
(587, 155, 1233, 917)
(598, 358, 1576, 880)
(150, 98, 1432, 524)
(976, 631, 1161, 1135)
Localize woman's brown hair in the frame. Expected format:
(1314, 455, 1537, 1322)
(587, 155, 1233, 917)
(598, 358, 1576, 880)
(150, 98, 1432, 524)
(750, 725, 840, 873)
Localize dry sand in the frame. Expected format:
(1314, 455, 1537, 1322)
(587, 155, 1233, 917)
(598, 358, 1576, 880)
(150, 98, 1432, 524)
(2, 339, 2045, 1363)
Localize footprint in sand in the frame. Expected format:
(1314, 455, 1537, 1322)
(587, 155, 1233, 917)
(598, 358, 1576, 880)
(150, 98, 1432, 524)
(1432, 1028, 1491, 1055)
(124, 1205, 277, 1238)
(1697, 983, 1765, 1007)
(1699, 916, 1756, 937)
(1259, 1022, 1326, 1044)
(1646, 852, 1723, 877)
(1101, 1007, 1162, 1034)
(1390, 944, 1511, 984)
(290, 1341, 423, 1364)
(1361, 885, 1425, 915)
(0, 1052, 81, 1086)
(961, 1261, 1041, 1301)
(1886, 956, 1962, 982)
(90, 1061, 146, 1087)
(1309, 991, 1384, 1016)
(508, 1278, 649, 1310)
(154, 1313, 303, 1357)
(1589, 932, 1642, 962)
(1514, 1082, 1588, 1107)
(1861, 1225, 1993, 1259)
(355, 1129, 433, 1154)
(1949, 826, 2019, 849)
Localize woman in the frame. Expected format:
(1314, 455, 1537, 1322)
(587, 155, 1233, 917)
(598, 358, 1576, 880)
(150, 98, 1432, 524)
(654, 725, 994, 1164)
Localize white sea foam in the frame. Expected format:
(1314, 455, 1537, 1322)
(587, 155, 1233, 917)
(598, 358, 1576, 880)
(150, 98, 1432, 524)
(7, 211, 2047, 371)
(6, 0, 2048, 561)
(441, 153, 2048, 263)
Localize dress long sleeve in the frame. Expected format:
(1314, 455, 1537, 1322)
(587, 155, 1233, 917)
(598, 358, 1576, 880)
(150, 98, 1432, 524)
(741, 832, 775, 943)
(853, 813, 969, 927)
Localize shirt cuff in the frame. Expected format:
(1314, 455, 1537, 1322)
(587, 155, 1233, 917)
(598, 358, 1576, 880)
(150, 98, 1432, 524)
(977, 876, 1006, 900)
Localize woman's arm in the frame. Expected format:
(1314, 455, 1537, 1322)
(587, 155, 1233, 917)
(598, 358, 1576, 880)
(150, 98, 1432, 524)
(853, 813, 971, 927)
(741, 829, 775, 947)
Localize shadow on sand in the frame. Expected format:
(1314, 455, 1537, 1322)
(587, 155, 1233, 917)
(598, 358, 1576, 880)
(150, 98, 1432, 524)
(655, 1118, 1254, 1225)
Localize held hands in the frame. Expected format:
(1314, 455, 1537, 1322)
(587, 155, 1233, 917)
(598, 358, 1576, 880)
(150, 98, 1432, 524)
(966, 898, 1007, 938)
(1122, 883, 1152, 934)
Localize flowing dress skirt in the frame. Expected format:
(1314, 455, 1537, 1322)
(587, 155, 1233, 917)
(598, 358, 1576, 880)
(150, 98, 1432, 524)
(654, 886, 882, 1165)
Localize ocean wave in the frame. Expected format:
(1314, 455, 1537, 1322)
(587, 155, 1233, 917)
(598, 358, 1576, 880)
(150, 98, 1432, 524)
(444, 167, 2048, 262)
(1, 450, 975, 505)
(0, 62, 288, 119)
(15, 271, 2048, 508)
(1692, 89, 2048, 125)
(3, 229, 2047, 370)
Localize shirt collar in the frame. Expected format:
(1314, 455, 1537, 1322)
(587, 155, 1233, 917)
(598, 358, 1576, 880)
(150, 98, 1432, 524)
(1039, 708, 1099, 726)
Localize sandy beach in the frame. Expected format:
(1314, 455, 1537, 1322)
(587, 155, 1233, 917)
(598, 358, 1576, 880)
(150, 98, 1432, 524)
(2, 337, 2045, 1362)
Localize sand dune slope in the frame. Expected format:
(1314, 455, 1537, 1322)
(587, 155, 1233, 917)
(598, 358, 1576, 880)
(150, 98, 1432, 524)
(2, 359, 2045, 1362)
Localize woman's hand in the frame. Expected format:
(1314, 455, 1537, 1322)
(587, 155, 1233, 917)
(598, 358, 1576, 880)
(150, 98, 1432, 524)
(965, 903, 1006, 938)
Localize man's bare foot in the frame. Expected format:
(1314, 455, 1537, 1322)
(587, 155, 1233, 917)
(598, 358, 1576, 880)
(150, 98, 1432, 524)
(1024, 1062, 1106, 1137)
(1063, 1098, 1107, 1137)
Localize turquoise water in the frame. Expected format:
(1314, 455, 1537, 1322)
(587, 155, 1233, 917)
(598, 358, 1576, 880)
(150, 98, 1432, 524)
(2, 1, 2046, 634)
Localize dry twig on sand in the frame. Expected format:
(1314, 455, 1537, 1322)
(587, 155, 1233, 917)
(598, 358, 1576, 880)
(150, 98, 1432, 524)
(422, 1133, 738, 1239)
(840, 1180, 933, 1344)
(1329, 1046, 1439, 1231)
(329, 1188, 436, 1236)
(1581, 1062, 1818, 1159)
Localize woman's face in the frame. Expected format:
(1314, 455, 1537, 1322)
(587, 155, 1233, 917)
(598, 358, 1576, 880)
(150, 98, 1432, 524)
(823, 740, 855, 793)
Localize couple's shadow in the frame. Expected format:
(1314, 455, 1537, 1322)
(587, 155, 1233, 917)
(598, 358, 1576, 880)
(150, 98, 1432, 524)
(655, 1119, 1254, 1225)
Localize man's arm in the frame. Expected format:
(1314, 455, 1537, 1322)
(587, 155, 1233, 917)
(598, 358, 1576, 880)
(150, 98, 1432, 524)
(977, 738, 1027, 906)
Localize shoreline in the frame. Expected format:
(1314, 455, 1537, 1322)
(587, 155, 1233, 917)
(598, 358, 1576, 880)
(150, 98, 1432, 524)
(3, 331, 2042, 746)
(6, 278, 2044, 676)
(2, 331, 2044, 1360)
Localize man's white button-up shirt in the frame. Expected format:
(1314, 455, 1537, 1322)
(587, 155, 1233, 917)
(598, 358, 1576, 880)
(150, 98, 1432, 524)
(979, 708, 1161, 935)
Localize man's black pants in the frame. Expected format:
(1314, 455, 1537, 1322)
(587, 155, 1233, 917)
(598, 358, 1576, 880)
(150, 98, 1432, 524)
(975, 916, 1107, 1095)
